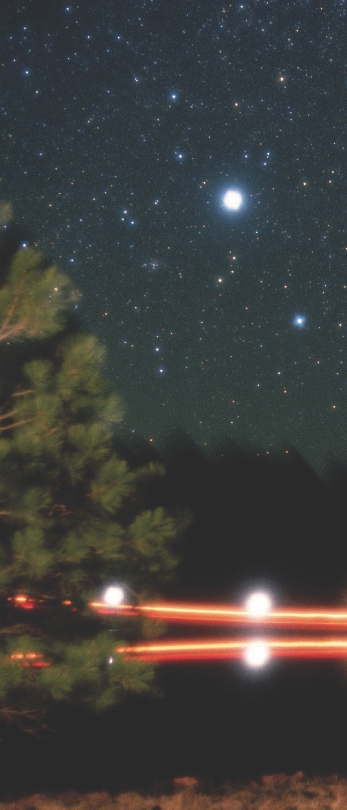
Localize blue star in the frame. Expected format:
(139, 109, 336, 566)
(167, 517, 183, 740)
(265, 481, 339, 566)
(293, 315, 306, 328)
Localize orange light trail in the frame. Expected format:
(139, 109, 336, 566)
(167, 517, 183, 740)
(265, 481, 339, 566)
(8, 595, 36, 610)
(90, 602, 139, 617)
(116, 636, 347, 662)
(89, 600, 347, 629)
(10, 652, 50, 668)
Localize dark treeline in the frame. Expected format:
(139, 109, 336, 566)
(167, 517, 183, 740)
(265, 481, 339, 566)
(3, 433, 347, 797)
(125, 428, 347, 605)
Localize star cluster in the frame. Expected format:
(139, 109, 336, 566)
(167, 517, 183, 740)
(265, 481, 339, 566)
(1, 0, 347, 471)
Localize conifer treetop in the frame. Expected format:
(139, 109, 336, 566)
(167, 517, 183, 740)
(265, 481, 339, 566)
(0, 206, 191, 731)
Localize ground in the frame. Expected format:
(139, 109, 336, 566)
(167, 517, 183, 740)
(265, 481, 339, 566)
(1, 773, 347, 810)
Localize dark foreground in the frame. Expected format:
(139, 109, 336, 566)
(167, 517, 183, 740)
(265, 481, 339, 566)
(1, 774, 347, 810)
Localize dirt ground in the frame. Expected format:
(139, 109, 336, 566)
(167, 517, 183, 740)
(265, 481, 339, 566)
(1, 772, 347, 810)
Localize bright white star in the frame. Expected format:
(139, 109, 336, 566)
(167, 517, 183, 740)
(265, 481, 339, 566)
(293, 315, 306, 327)
(223, 190, 243, 210)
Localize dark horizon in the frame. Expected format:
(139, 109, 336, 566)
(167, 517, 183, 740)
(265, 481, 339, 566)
(1, 440, 347, 796)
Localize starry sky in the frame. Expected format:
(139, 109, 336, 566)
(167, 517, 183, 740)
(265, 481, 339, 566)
(2, 0, 347, 473)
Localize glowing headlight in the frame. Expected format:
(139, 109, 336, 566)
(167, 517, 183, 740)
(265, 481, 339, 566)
(244, 641, 270, 668)
(103, 586, 125, 607)
(246, 591, 272, 617)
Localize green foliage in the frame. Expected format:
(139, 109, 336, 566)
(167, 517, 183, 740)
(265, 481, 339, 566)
(0, 224, 191, 730)
(128, 508, 179, 577)
(38, 633, 155, 710)
(0, 246, 80, 342)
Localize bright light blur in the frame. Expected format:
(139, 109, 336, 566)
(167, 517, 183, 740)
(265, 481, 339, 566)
(116, 636, 347, 662)
(223, 190, 243, 210)
(90, 599, 347, 627)
(244, 641, 270, 667)
(246, 591, 272, 617)
(10, 651, 50, 668)
(103, 586, 125, 606)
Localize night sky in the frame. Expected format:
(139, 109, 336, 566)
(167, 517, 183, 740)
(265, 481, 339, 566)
(2, 0, 347, 473)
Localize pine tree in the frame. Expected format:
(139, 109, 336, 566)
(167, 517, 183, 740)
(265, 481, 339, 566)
(0, 204, 190, 731)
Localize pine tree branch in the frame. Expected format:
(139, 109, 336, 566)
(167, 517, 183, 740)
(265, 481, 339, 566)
(0, 392, 34, 426)
(0, 275, 26, 341)
(0, 392, 33, 425)
(0, 409, 18, 422)
(0, 418, 34, 432)
(0, 320, 28, 341)
(0, 706, 52, 736)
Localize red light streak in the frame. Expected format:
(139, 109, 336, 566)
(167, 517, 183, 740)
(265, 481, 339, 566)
(10, 652, 50, 668)
(89, 600, 347, 629)
(8, 595, 36, 610)
(90, 601, 138, 617)
(116, 636, 347, 662)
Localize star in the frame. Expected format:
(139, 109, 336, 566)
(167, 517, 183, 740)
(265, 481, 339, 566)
(222, 190, 243, 211)
(293, 315, 306, 328)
